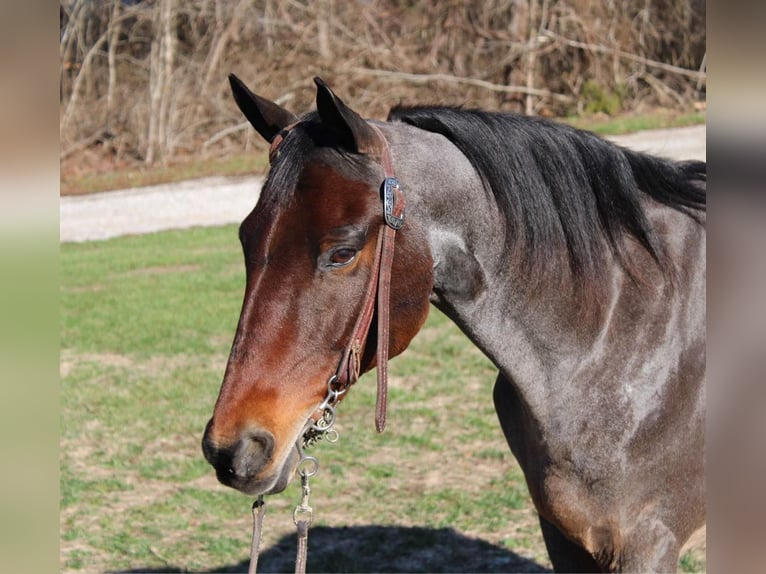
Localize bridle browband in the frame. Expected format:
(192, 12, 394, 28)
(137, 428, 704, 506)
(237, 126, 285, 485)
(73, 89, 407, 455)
(269, 121, 405, 434)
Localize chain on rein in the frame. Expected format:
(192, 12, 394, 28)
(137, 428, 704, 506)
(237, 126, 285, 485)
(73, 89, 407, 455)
(247, 122, 405, 574)
(247, 375, 343, 574)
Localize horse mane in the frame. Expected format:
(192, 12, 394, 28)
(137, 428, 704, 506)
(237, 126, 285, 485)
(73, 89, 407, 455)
(387, 105, 706, 291)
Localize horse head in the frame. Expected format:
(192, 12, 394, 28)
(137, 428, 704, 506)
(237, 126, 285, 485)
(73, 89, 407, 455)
(201, 76, 433, 495)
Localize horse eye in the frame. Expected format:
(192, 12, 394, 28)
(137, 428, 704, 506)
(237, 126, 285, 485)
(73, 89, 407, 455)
(329, 247, 357, 267)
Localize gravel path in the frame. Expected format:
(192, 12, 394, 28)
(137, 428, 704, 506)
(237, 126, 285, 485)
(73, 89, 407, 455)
(60, 125, 705, 243)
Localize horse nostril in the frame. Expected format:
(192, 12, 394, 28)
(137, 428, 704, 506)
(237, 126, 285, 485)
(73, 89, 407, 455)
(201, 421, 276, 485)
(240, 429, 275, 469)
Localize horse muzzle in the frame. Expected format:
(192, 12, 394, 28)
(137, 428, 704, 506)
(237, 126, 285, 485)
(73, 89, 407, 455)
(201, 419, 298, 495)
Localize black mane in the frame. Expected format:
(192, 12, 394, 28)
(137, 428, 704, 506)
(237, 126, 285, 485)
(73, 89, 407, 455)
(388, 105, 706, 285)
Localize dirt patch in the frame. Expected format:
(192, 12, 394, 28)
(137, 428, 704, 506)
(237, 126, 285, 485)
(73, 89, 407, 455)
(61, 284, 107, 293)
(59, 351, 134, 379)
(115, 263, 202, 278)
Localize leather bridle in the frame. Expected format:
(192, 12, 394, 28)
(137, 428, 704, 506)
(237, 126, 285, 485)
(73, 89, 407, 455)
(269, 122, 405, 433)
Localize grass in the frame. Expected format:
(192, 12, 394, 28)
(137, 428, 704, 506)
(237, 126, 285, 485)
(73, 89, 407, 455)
(564, 110, 706, 135)
(60, 225, 705, 572)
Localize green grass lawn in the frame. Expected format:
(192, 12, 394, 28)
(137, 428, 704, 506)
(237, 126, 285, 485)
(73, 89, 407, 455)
(60, 226, 705, 572)
(563, 110, 705, 135)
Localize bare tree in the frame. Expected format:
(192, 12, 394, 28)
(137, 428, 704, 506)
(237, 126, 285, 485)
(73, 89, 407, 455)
(59, 0, 706, 170)
(146, 0, 175, 165)
(106, 0, 121, 131)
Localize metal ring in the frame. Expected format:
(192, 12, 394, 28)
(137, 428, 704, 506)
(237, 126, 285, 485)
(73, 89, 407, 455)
(327, 375, 348, 396)
(297, 456, 319, 478)
(325, 429, 340, 443)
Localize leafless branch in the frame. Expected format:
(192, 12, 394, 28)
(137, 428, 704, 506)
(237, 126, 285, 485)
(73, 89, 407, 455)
(350, 67, 575, 103)
(542, 30, 706, 81)
(202, 121, 249, 152)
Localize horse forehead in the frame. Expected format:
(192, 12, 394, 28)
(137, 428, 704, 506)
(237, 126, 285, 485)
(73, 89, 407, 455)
(240, 161, 379, 251)
(295, 161, 381, 228)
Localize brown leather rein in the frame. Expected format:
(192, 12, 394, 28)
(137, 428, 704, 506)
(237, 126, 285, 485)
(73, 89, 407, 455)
(269, 122, 405, 434)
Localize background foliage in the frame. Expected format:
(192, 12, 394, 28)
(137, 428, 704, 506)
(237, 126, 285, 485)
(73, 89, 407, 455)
(60, 0, 706, 169)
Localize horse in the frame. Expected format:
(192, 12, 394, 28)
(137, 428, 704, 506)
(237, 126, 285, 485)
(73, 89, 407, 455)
(202, 75, 706, 573)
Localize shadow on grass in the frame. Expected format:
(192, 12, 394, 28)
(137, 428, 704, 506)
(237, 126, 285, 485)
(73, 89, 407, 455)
(112, 524, 550, 573)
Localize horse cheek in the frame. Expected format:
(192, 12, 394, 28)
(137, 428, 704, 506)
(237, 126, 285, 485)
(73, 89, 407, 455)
(389, 226, 433, 358)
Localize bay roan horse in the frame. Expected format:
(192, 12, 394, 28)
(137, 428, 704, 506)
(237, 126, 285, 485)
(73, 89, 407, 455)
(202, 75, 705, 573)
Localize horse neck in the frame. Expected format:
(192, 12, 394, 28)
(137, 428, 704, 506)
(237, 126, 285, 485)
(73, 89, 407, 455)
(383, 122, 597, 375)
(381, 121, 686, 420)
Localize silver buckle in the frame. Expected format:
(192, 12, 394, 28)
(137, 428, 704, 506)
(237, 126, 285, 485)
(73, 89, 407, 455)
(382, 177, 405, 230)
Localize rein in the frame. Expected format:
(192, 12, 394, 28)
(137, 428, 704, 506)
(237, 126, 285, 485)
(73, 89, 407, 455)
(248, 122, 405, 574)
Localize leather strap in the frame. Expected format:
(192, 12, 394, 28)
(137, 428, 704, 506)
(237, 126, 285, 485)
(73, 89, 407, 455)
(333, 227, 385, 389)
(248, 496, 265, 574)
(371, 124, 404, 431)
(268, 121, 300, 163)
(375, 217, 397, 431)
(294, 520, 309, 574)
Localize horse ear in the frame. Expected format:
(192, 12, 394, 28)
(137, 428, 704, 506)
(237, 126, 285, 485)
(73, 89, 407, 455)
(314, 77, 379, 154)
(228, 74, 298, 143)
